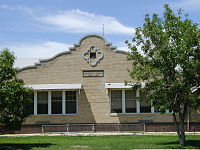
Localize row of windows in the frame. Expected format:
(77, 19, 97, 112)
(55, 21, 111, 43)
(28, 89, 168, 115)
(29, 91, 77, 115)
(110, 90, 162, 114)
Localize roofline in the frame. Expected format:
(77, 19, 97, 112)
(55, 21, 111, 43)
(18, 34, 128, 72)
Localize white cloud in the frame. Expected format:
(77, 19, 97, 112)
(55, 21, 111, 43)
(172, 0, 200, 10)
(36, 9, 134, 35)
(0, 4, 34, 14)
(1, 41, 72, 58)
(0, 5, 134, 34)
(117, 46, 130, 52)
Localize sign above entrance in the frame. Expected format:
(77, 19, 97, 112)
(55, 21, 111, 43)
(83, 70, 104, 77)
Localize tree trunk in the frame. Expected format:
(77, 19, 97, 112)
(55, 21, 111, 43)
(179, 120, 185, 145)
(172, 112, 186, 146)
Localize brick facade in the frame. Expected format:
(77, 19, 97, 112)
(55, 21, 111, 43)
(16, 34, 200, 133)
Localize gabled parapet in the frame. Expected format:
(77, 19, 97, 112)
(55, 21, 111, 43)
(19, 34, 128, 72)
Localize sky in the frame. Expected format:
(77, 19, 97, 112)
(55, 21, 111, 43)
(0, 0, 200, 58)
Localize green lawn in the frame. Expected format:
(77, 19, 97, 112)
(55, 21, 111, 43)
(0, 135, 200, 150)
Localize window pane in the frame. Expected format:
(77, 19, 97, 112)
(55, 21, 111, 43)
(51, 91, 62, 114)
(111, 90, 122, 113)
(66, 101, 76, 113)
(154, 106, 160, 113)
(26, 92, 34, 115)
(37, 92, 48, 114)
(125, 90, 136, 99)
(66, 91, 76, 114)
(140, 101, 151, 113)
(111, 90, 122, 100)
(125, 90, 136, 113)
(90, 52, 96, 59)
(168, 108, 172, 113)
(140, 91, 151, 113)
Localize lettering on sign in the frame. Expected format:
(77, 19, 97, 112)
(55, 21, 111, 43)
(83, 70, 104, 77)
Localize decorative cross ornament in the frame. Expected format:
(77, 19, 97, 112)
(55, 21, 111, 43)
(83, 45, 104, 67)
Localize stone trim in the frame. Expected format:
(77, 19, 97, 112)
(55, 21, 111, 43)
(83, 45, 104, 67)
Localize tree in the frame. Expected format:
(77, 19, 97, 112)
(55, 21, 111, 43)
(126, 4, 200, 145)
(0, 48, 32, 132)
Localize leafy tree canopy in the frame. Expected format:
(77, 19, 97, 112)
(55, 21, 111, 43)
(126, 4, 200, 145)
(0, 49, 32, 131)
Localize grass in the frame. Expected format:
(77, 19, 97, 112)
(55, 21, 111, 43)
(0, 135, 199, 150)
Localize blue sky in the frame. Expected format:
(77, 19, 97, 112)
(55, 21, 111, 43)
(0, 0, 200, 58)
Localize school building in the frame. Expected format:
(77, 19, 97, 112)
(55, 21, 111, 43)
(16, 34, 200, 133)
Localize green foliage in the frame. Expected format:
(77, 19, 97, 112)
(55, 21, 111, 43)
(0, 48, 32, 130)
(126, 4, 200, 112)
(126, 4, 200, 145)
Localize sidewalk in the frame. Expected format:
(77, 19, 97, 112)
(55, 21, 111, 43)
(0, 132, 200, 137)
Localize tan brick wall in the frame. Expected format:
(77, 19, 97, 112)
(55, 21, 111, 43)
(189, 109, 200, 122)
(18, 35, 180, 125)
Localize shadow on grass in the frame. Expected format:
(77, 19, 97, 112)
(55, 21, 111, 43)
(160, 140, 200, 149)
(0, 143, 53, 150)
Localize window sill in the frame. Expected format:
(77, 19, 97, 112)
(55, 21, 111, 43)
(30, 114, 79, 117)
(110, 113, 172, 117)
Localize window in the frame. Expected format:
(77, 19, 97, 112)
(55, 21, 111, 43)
(30, 90, 78, 115)
(125, 90, 136, 113)
(66, 91, 77, 114)
(26, 92, 34, 115)
(51, 91, 62, 114)
(111, 90, 136, 114)
(154, 107, 159, 113)
(168, 108, 173, 113)
(110, 89, 162, 114)
(140, 101, 151, 113)
(140, 91, 151, 113)
(90, 52, 96, 59)
(111, 90, 122, 113)
(37, 91, 48, 114)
